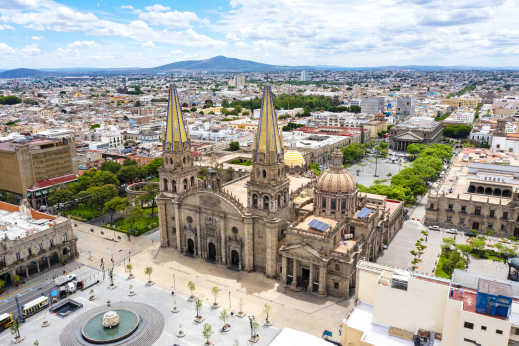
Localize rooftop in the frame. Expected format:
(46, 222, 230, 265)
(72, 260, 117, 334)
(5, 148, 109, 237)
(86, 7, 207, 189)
(0, 201, 55, 240)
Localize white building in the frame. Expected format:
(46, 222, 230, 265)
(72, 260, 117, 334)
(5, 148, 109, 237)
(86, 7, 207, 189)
(300, 70, 308, 82)
(396, 94, 416, 116)
(361, 97, 385, 115)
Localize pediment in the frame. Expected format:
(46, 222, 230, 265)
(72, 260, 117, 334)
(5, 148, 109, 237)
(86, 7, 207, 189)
(279, 243, 325, 263)
(394, 131, 423, 141)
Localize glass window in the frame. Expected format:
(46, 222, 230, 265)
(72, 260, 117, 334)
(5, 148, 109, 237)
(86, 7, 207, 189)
(464, 322, 474, 329)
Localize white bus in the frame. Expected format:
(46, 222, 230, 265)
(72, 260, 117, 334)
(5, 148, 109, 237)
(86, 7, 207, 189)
(21, 296, 49, 318)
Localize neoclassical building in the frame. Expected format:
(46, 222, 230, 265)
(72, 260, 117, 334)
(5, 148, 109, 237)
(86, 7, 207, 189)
(158, 85, 404, 297)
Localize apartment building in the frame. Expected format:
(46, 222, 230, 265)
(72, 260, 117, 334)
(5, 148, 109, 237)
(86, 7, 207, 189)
(342, 261, 519, 346)
(442, 97, 480, 109)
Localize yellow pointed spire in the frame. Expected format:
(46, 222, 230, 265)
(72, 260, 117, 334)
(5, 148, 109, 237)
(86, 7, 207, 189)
(254, 85, 283, 164)
(164, 84, 190, 152)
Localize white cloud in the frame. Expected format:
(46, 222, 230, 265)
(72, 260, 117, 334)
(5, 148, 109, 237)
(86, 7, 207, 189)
(0, 42, 14, 54)
(31, 35, 42, 40)
(142, 41, 155, 48)
(0, 24, 13, 30)
(20, 43, 40, 55)
(120, 5, 133, 10)
(68, 40, 98, 48)
(144, 4, 170, 12)
(134, 6, 200, 29)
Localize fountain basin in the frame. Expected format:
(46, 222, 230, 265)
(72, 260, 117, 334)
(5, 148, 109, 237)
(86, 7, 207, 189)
(81, 309, 139, 344)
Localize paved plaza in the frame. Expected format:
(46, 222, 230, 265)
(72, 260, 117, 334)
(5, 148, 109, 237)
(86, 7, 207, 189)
(347, 154, 409, 187)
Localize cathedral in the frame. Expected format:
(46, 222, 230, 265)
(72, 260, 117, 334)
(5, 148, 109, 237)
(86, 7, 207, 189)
(157, 84, 404, 297)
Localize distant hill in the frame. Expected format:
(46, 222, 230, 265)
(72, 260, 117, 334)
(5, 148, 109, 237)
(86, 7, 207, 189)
(152, 55, 294, 72)
(0, 68, 54, 79)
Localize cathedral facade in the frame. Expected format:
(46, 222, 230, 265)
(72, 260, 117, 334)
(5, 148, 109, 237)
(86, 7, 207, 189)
(158, 85, 404, 297)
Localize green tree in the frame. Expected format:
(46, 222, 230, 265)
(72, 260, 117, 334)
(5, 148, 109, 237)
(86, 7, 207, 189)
(145, 266, 153, 283)
(187, 281, 196, 299)
(117, 165, 141, 184)
(123, 158, 138, 166)
(137, 183, 159, 217)
(143, 158, 162, 177)
(103, 197, 128, 224)
(0, 95, 22, 105)
(202, 323, 213, 344)
(310, 163, 321, 176)
(100, 161, 121, 174)
(127, 206, 145, 236)
(48, 187, 74, 206)
(342, 143, 367, 165)
(229, 141, 240, 151)
(86, 184, 118, 210)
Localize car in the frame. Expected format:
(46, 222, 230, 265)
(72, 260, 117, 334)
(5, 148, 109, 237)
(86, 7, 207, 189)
(381, 244, 388, 250)
(429, 225, 440, 231)
(464, 231, 476, 237)
(446, 228, 457, 234)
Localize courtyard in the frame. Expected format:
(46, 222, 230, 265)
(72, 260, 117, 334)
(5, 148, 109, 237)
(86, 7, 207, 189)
(346, 153, 410, 187)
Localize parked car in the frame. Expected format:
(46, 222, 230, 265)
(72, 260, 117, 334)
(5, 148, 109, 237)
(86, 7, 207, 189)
(464, 231, 476, 237)
(446, 228, 457, 235)
(429, 225, 440, 231)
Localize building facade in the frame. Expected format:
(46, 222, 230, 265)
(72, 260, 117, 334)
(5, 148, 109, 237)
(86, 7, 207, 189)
(0, 200, 78, 286)
(389, 116, 443, 151)
(158, 84, 404, 297)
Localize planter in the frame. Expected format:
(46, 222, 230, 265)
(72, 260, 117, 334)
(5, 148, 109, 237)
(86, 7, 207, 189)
(236, 311, 246, 318)
(193, 316, 205, 324)
(171, 306, 179, 313)
(176, 330, 185, 338)
(249, 334, 260, 343)
(12, 336, 24, 344)
(41, 320, 49, 327)
(211, 303, 219, 310)
(128, 291, 136, 297)
(128, 274, 134, 280)
(89, 296, 96, 301)
(221, 324, 231, 333)
(264, 320, 272, 327)
(204, 342, 213, 346)
(188, 296, 196, 302)
(145, 281, 154, 287)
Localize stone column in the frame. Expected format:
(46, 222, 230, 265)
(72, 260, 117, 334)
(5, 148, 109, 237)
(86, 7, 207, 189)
(47, 256, 51, 270)
(220, 216, 226, 265)
(265, 220, 278, 278)
(308, 264, 314, 292)
(9, 270, 16, 284)
(25, 266, 29, 279)
(196, 209, 202, 258)
(291, 259, 298, 288)
(318, 263, 327, 296)
(36, 261, 40, 273)
(243, 218, 254, 271)
(173, 202, 182, 251)
(281, 256, 288, 284)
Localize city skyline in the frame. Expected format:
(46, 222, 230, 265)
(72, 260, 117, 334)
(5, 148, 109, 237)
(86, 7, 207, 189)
(0, 0, 518, 69)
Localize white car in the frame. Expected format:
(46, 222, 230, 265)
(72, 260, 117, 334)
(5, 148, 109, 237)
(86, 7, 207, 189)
(429, 225, 440, 231)
(446, 228, 457, 235)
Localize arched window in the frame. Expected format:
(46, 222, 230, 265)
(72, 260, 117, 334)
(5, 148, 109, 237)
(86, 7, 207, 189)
(262, 170, 267, 178)
(186, 216, 193, 224)
(190, 176, 195, 187)
(476, 186, 484, 194)
(232, 227, 238, 235)
(485, 187, 492, 195)
(183, 157, 186, 165)
(163, 178, 168, 192)
(263, 195, 270, 210)
(277, 194, 281, 208)
(494, 188, 501, 196)
(172, 180, 177, 193)
(183, 179, 188, 191)
(252, 194, 258, 208)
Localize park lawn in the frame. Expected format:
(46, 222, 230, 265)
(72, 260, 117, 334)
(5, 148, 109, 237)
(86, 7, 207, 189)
(110, 215, 158, 235)
(65, 205, 101, 221)
(434, 246, 467, 279)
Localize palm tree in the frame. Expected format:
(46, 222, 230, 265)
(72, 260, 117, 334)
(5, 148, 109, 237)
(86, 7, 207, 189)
(137, 183, 159, 217)
(202, 323, 213, 345)
(187, 281, 196, 300)
(211, 286, 220, 308)
(10, 318, 20, 340)
(252, 320, 260, 338)
(144, 266, 153, 284)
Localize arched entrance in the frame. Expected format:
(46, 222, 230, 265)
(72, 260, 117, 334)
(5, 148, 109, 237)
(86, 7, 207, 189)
(230, 250, 240, 270)
(187, 239, 195, 256)
(207, 243, 216, 262)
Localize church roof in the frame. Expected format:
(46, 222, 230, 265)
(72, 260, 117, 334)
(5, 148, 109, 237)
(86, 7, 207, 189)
(254, 85, 283, 164)
(164, 84, 190, 152)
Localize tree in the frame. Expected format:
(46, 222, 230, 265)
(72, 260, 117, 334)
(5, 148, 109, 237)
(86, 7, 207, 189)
(103, 197, 128, 224)
(10, 318, 20, 340)
(48, 187, 74, 206)
(220, 309, 229, 328)
(310, 163, 321, 176)
(406, 143, 425, 155)
(229, 141, 240, 151)
(0, 279, 5, 291)
(143, 158, 162, 177)
(375, 141, 388, 157)
(144, 266, 153, 283)
(100, 161, 121, 174)
(202, 323, 213, 345)
(443, 125, 472, 139)
(0, 95, 22, 105)
(123, 158, 138, 166)
(264, 303, 271, 325)
(126, 263, 133, 277)
(86, 184, 118, 210)
(127, 206, 145, 236)
(117, 165, 141, 184)
(187, 281, 196, 299)
(211, 286, 220, 307)
(195, 298, 203, 318)
(342, 143, 367, 164)
(137, 183, 159, 217)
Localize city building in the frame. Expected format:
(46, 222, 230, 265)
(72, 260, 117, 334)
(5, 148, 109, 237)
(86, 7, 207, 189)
(300, 71, 308, 82)
(396, 94, 416, 117)
(361, 97, 385, 115)
(157, 84, 403, 297)
(389, 116, 443, 151)
(442, 97, 480, 109)
(342, 261, 519, 346)
(0, 200, 78, 287)
(0, 136, 76, 208)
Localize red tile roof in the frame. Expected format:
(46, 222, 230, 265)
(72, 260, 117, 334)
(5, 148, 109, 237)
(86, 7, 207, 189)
(29, 174, 77, 190)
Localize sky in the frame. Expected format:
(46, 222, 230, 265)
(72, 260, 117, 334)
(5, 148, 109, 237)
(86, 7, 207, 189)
(0, 0, 518, 69)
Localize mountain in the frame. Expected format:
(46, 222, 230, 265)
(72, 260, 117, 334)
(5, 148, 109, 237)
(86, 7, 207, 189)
(152, 55, 293, 72)
(0, 68, 55, 79)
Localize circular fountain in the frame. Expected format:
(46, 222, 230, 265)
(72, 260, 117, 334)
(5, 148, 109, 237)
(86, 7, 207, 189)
(81, 309, 139, 344)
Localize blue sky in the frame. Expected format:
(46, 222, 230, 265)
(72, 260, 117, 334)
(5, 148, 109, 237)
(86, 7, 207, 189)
(0, 0, 518, 68)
